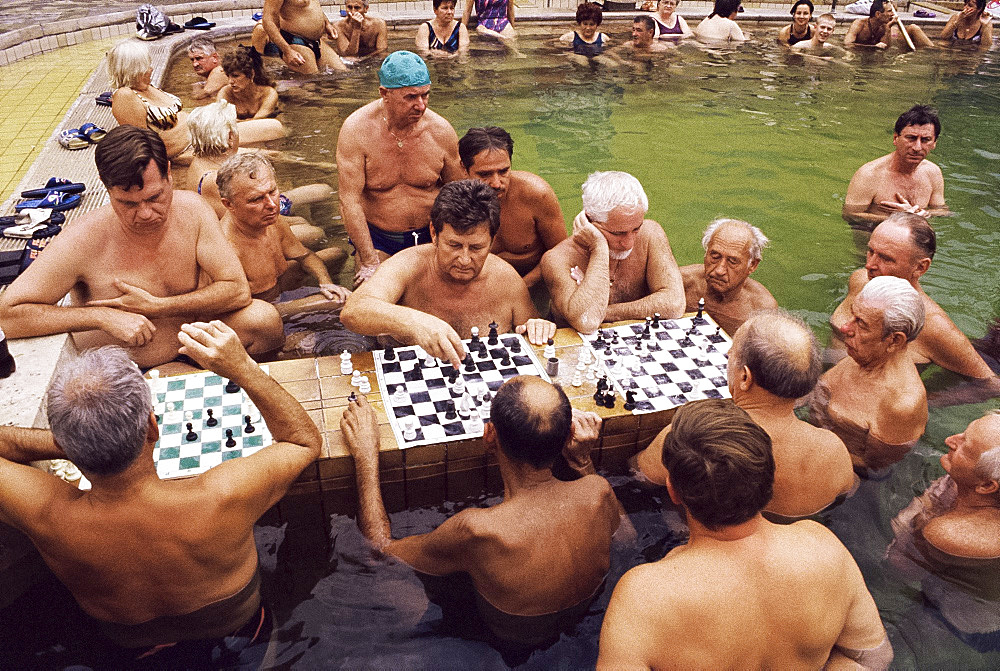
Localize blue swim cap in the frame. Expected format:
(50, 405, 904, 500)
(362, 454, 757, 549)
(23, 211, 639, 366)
(378, 51, 431, 89)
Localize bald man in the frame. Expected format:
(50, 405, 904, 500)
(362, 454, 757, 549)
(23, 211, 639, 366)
(636, 310, 855, 521)
(680, 218, 778, 336)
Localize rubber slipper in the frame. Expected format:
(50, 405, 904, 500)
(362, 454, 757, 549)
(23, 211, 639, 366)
(95, 91, 112, 107)
(164, 21, 184, 35)
(2, 221, 62, 239)
(15, 191, 81, 212)
(184, 17, 216, 29)
(21, 178, 86, 199)
(58, 128, 89, 150)
(252, 11, 263, 21)
(0, 210, 64, 227)
(913, 9, 935, 17)
(78, 122, 107, 143)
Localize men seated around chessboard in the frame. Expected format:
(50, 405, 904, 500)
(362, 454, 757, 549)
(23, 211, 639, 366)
(458, 127, 567, 290)
(830, 213, 998, 384)
(598, 399, 892, 670)
(541, 171, 685, 334)
(340, 180, 557, 368)
(634, 310, 856, 522)
(216, 152, 350, 319)
(886, 410, 1000, 641)
(679, 218, 778, 336)
(808, 276, 927, 476)
(0, 321, 321, 666)
(0, 127, 283, 370)
(842, 105, 947, 228)
(342, 376, 620, 649)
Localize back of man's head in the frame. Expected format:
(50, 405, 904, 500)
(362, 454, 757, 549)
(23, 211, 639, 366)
(894, 104, 941, 139)
(47, 347, 152, 477)
(877, 212, 936, 261)
(458, 126, 514, 168)
(661, 398, 774, 530)
(491, 377, 572, 469)
(870, 0, 885, 17)
(217, 151, 275, 201)
(858, 275, 925, 342)
(730, 310, 821, 399)
(430, 179, 501, 236)
(95, 126, 168, 192)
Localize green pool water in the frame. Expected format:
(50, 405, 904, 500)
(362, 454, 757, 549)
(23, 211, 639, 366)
(165, 32, 1000, 667)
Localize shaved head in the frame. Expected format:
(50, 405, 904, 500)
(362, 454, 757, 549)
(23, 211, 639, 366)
(729, 310, 821, 399)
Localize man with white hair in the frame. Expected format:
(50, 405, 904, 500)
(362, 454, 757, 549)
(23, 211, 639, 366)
(187, 37, 227, 99)
(679, 218, 778, 336)
(541, 171, 685, 333)
(808, 275, 928, 475)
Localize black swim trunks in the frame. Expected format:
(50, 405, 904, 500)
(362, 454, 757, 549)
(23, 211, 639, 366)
(263, 28, 323, 62)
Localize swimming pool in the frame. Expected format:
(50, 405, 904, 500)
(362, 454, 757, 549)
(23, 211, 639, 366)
(10, 29, 1000, 668)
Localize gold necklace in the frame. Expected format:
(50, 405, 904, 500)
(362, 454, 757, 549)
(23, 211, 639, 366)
(382, 102, 407, 148)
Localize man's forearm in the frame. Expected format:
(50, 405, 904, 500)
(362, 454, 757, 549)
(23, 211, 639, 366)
(604, 289, 684, 323)
(341, 296, 422, 342)
(565, 249, 611, 333)
(235, 360, 321, 459)
(340, 195, 377, 265)
(0, 304, 112, 338)
(300, 253, 334, 286)
(0, 427, 65, 463)
(354, 453, 393, 549)
(155, 280, 251, 319)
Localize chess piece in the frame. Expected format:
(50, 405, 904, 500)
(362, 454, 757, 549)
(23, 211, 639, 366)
(624, 390, 636, 411)
(358, 377, 371, 394)
(572, 367, 583, 387)
(464, 353, 476, 372)
(205, 408, 218, 427)
(185, 423, 198, 442)
(642, 317, 651, 338)
(244, 415, 255, 433)
(696, 297, 705, 319)
(652, 312, 661, 328)
(184, 410, 193, 421)
(454, 376, 466, 396)
(488, 321, 499, 346)
(383, 344, 395, 361)
(348, 391, 357, 403)
(225, 379, 240, 393)
(225, 429, 236, 448)
(499, 351, 511, 367)
(543, 338, 555, 360)
(478, 400, 491, 421)
(604, 389, 616, 409)
(340, 350, 353, 376)
(546, 357, 559, 377)
(458, 393, 472, 418)
(470, 326, 480, 345)
(444, 400, 458, 420)
(509, 337, 521, 353)
(402, 415, 417, 441)
(0, 327, 15, 379)
(392, 385, 406, 404)
(421, 349, 435, 368)
(351, 370, 362, 387)
(469, 414, 484, 435)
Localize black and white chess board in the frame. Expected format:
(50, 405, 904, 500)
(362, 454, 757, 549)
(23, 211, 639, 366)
(373, 332, 550, 448)
(580, 314, 732, 414)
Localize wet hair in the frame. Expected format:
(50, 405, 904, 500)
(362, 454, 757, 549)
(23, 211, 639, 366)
(47, 347, 152, 477)
(857, 275, 925, 342)
(709, 0, 742, 19)
(187, 100, 238, 156)
(187, 37, 217, 56)
(790, 0, 814, 15)
(701, 218, 769, 264)
(576, 2, 604, 24)
(895, 104, 941, 140)
(972, 0, 987, 13)
(430, 179, 501, 237)
(878, 212, 936, 260)
(491, 377, 572, 469)
(581, 171, 648, 223)
(817, 12, 836, 24)
(216, 152, 275, 201)
(432, 0, 456, 9)
(95, 126, 168, 191)
(730, 311, 822, 399)
(634, 15, 656, 31)
(661, 399, 774, 530)
(221, 45, 273, 87)
(870, 0, 885, 17)
(107, 40, 152, 90)
(458, 126, 514, 168)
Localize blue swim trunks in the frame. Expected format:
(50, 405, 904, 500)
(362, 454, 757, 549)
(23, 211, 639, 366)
(279, 194, 292, 216)
(354, 222, 432, 256)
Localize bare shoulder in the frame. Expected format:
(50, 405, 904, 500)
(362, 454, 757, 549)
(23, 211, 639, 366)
(919, 158, 943, 179)
(422, 108, 459, 140)
(173, 188, 218, 220)
(745, 278, 778, 308)
(542, 237, 582, 269)
(511, 170, 556, 199)
(679, 263, 706, 291)
(641, 218, 668, 241)
(340, 100, 379, 134)
(847, 267, 869, 292)
(923, 512, 1000, 559)
(382, 244, 430, 276)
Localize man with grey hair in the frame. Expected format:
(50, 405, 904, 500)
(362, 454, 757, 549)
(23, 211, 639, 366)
(809, 275, 928, 475)
(333, 0, 388, 62)
(0, 321, 321, 665)
(217, 152, 351, 319)
(635, 310, 855, 521)
(831, 212, 997, 384)
(887, 410, 1000, 639)
(187, 37, 227, 99)
(679, 218, 778, 336)
(541, 171, 685, 333)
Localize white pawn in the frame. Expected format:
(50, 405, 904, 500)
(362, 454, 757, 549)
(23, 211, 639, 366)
(421, 349, 435, 368)
(454, 376, 466, 395)
(586, 365, 596, 382)
(478, 401, 491, 421)
(358, 376, 371, 394)
(402, 415, 417, 441)
(340, 350, 353, 376)
(580, 347, 592, 365)
(468, 414, 484, 436)
(351, 370, 362, 387)
(392, 385, 407, 404)
(572, 367, 583, 387)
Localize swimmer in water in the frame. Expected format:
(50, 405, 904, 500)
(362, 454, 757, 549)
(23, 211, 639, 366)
(341, 376, 620, 649)
(600, 399, 892, 669)
(558, 3, 615, 66)
(809, 275, 928, 475)
(635, 311, 856, 522)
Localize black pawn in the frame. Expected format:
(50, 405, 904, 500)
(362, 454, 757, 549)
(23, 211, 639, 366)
(225, 379, 240, 393)
(447, 367, 459, 384)
(500, 352, 511, 367)
(205, 408, 218, 427)
(715, 325, 722, 336)
(185, 423, 197, 442)
(349, 391, 357, 403)
(696, 297, 705, 319)
(444, 400, 457, 420)
(604, 390, 616, 409)
(383, 344, 395, 361)
(244, 414, 255, 434)
(594, 334, 605, 349)
(225, 429, 236, 448)
(488, 321, 499, 346)
(624, 390, 636, 411)
(464, 353, 476, 372)
(470, 328, 480, 345)
(652, 312, 661, 328)
(509, 338, 521, 353)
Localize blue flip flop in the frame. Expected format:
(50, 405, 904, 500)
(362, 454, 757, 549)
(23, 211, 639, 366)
(184, 16, 216, 29)
(95, 91, 112, 107)
(78, 122, 107, 143)
(59, 128, 89, 150)
(15, 190, 81, 212)
(21, 178, 86, 199)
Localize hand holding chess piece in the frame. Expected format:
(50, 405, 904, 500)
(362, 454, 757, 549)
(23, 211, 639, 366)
(177, 320, 257, 383)
(563, 408, 602, 476)
(408, 311, 467, 369)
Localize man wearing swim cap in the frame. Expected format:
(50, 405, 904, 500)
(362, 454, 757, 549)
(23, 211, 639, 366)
(337, 50, 464, 286)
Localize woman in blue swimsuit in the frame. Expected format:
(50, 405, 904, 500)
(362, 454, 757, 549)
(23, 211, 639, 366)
(415, 0, 470, 55)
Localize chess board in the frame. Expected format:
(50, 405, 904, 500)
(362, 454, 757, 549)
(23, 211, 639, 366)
(373, 333, 550, 448)
(579, 315, 732, 414)
(80, 369, 273, 490)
